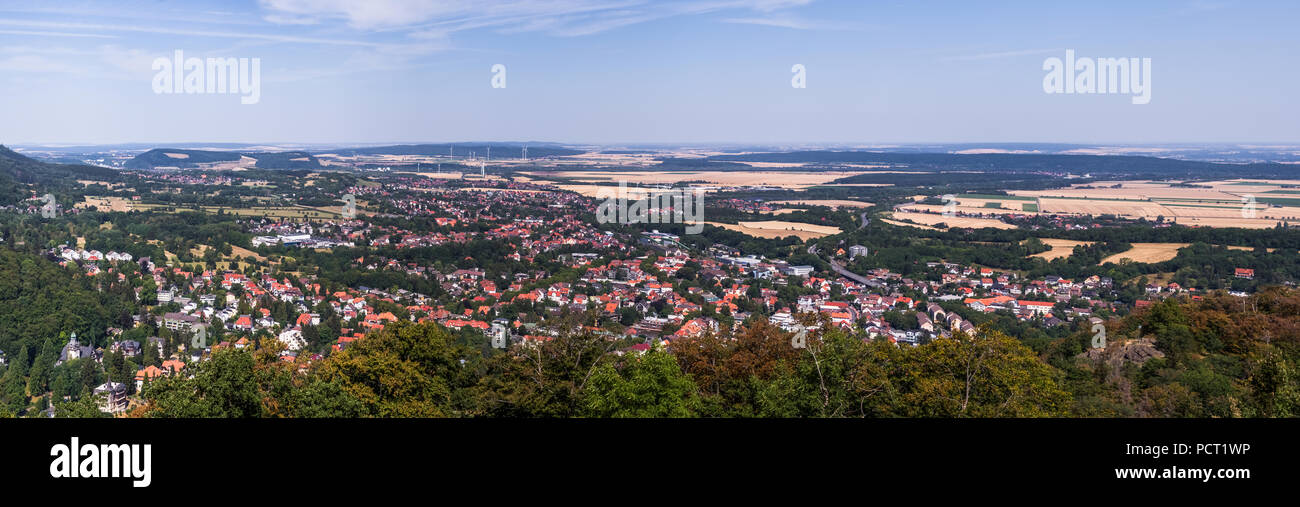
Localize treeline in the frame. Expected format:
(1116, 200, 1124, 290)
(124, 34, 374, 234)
(129, 287, 1300, 418)
(135, 316, 1069, 418)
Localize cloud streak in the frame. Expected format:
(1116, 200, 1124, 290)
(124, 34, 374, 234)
(0, 18, 398, 48)
(258, 0, 822, 36)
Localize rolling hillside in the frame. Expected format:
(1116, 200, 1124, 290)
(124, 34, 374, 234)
(0, 145, 120, 205)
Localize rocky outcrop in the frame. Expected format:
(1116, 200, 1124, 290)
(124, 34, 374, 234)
(1079, 336, 1165, 377)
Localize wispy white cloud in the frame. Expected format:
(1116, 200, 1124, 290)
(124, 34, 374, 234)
(720, 12, 859, 31)
(0, 29, 118, 39)
(0, 18, 396, 48)
(0, 44, 153, 79)
(722, 16, 812, 29)
(258, 0, 823, 36)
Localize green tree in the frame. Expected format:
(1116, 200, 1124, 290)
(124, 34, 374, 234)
(897, 328, 1071, 417)
(143, 348, 264, 417)
(53, 390, 109, 418)
(316, 321, 466, 417)
(582, 349, 700, 418)
(27, 339, 56, 395)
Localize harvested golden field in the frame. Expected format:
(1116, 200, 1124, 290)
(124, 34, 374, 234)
(889, 212, 1016, 230)
(230, 245, 267, 261)
(901, 203, 1043, 216)
(1011, 185, 1240, 201)
(555, 184, 695, 199)
(879, 218, 941, 230)
(767, 199, 874, 209)
(1164, 203, 1300, 221)
(1099, 243, 1191, 265)
(707, 221, 842, 239)
(1037, 198, 1171, 218)
(1028, 239, 1095, 260)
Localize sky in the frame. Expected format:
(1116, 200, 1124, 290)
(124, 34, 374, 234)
(0, 0, 1296, 146)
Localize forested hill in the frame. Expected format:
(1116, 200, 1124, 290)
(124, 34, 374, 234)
(708, 151, 1297, 179)
(125, 149, 322, 170)
(0, 247, 135, 358)
(0, 145, 120, 205)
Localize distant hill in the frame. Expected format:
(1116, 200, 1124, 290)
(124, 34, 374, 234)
(125, 149, 322, 170)
(324, 143, 584, 159)
(654, 157, 750, 170)
(0, 145, 120, 205)
(244, 151, 322, 170)
(125, 149, 240, 169)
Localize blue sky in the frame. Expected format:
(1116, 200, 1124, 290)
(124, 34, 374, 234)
(0, 0, 1296, 145)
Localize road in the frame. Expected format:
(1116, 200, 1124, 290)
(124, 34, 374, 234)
(808, 243, 874, 285)
(829, 258, 873, 285)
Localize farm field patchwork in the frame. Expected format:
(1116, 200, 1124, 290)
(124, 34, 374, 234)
(887, 212, 1017, 230)
(904, 179, 1300, 229)
(1027, 239, 1095, 260)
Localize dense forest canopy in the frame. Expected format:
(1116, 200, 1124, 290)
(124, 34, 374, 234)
(120, 288, 1300, 418)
